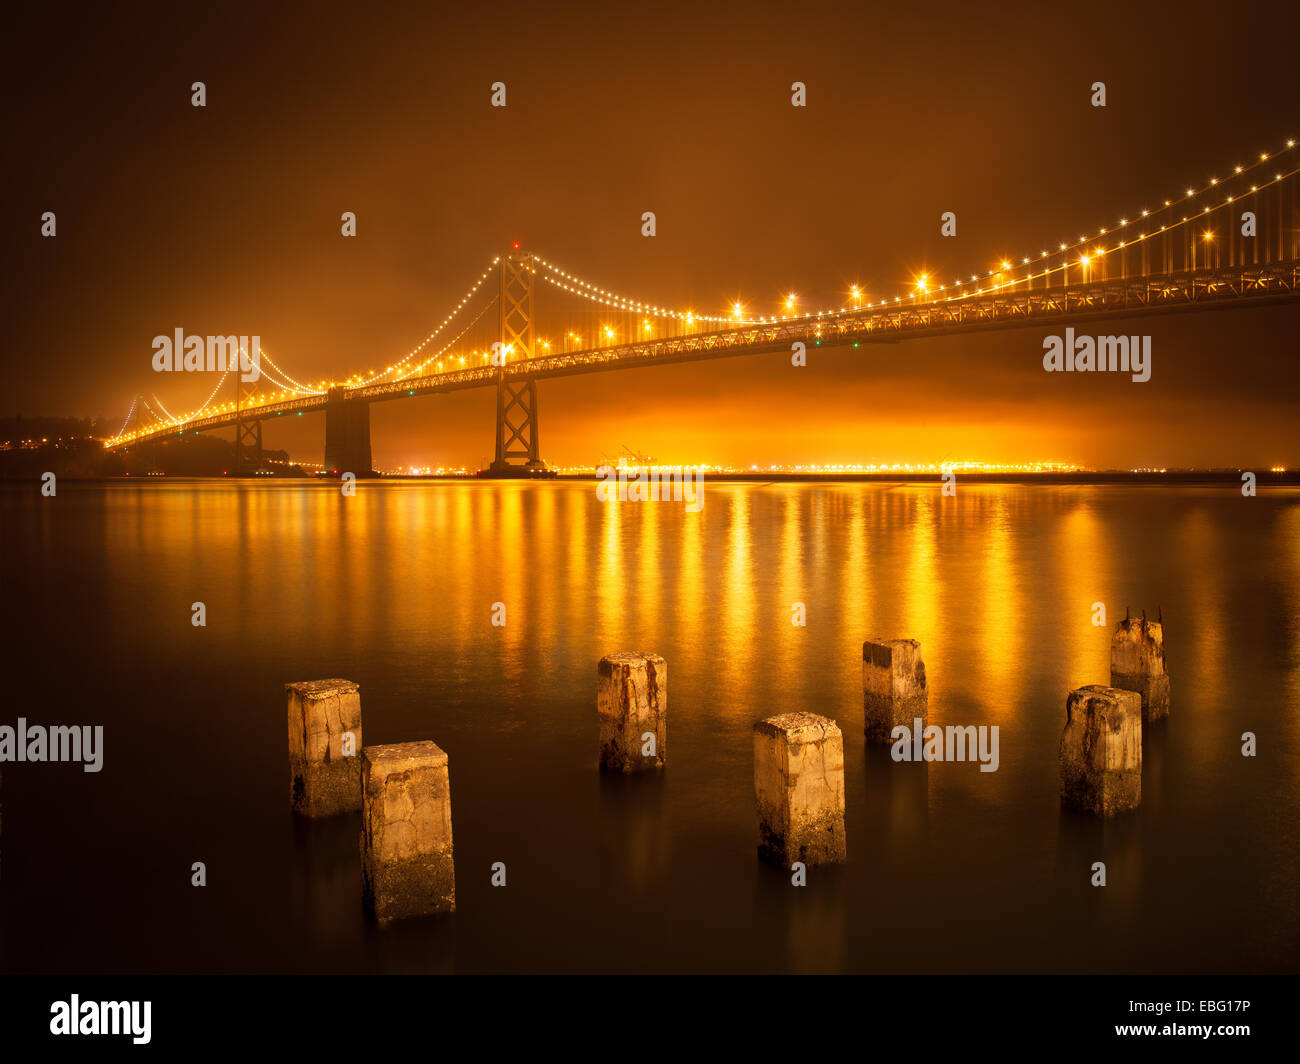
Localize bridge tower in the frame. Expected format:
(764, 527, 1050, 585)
(234, 376, 263, 474)
(488, 251, 548, 476)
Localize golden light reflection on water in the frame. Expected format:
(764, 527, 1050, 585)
(21, 479, 1299, 973)
(1177, 506, 1225, 727)
(449, 486, 474, 656)
(977, 493, 1024, 721)
(638, 491, 660, 637)
(596, 486, 623, 641)
(497, 486, 526, 678)
(533, 486, 560, 653)
(778, 489, 805, 645)
(1056, 498, 1110, 692)
(678, 500, 705, 654)
(721, 487, 757, 699)
(564, 485, 590, 640)
(841, 488, 871, 643)
(901, 489, 939, 662)
(87, 479, 1300, 799)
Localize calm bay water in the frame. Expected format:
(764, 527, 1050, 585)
(1, 479, 1297, 973)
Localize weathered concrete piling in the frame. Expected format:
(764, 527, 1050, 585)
(361, 741, 455, 924)
(1060, 685, 1142, 816)
(753, 713, 847, 865)
(862, 638, 927, 743)
(1110, 611, 1170, 722)
(597, 652, 667, 772)
(286, 679, 363, 817)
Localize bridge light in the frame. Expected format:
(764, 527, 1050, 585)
(732, 302, 743, 319)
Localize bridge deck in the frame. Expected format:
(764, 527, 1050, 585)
(122, 261, 1299, 444)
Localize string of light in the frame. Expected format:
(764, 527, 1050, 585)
(108, 395, 140, 443)
(149, 393, 178, 422)
(533, 253, 755, 326)
(355, 257, 501, 387)
(931, 137, 1298, 305)
(400, 295, 500, 378)
(173, 369, 231, 428)
(258, 347, 323, 394)
(253, 351, 323, 397)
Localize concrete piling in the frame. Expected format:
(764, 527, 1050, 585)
(360, 741, 455, 924)
(1110, 611, 1170, 722)
(753, 713, 847, 865)
(597, 652, 667, 773)
(1060, 685, 1142, 816)
(862, 638, 927, 743)
(286, 679, 362, 817)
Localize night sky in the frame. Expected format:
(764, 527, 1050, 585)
(5, 0, 1298, 469)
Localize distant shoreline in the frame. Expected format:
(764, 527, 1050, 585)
(11, 470, 1297, 486)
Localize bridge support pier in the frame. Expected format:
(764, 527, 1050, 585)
(234, 374, 264, 474)
(235, 417, 263, 474)
(324, 387, 374, 476)
(487, 376, 548, 475)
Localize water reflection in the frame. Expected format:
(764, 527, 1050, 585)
(2, 479, 1297, 973)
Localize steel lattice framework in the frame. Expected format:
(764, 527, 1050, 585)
(491, 254, 544, 471)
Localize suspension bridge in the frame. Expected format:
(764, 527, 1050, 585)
(107, 138, 1300, 475)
